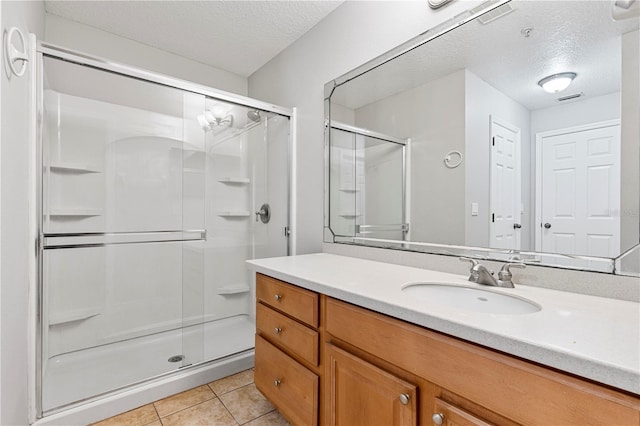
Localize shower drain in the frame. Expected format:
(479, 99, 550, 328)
(168, 355, 185, 363)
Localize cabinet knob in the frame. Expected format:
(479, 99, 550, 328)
(274, 294, 282, 301)
(274, 379, 281, 387)
(274, 327, 282, 334)
(399, 394, 410, 405)
(432, 413, 445, 425)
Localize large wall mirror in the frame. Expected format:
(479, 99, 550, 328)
(324, 0, 639, 275)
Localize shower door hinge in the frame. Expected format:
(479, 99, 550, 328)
(284, 226, 291, 237)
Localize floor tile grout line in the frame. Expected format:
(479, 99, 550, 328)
(238, 408, 277, 426)
(155, 393, 218, 420)
(151, 402, 162, 424)
(216, 391, 242, 425)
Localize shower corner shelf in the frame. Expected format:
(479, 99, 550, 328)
(339, 212, 361, 218)
(216, 284, 250, 295)
(217, 177, 250, 184)
(49, 307, 102, 326)
(49, 208, 103, 217)
(338, 187, 360, 192)
(50, 161, 102, 173)
(217, 211, 250, 217)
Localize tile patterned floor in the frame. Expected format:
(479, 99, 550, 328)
(93, 369, 290, 426)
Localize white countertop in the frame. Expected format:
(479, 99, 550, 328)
(247, 253, 640, 395)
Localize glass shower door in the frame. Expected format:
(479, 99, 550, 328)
(40, 57, 206, 412)
(202, 99, 290, 362)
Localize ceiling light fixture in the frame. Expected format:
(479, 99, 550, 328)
(537, 72, 577, 94)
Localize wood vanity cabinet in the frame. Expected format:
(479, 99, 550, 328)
(255, 274, 640, 426)
(324, 297, 640, 426)
(254, 273, 322, 426)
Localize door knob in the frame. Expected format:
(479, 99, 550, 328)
(544, 223, 551, 229)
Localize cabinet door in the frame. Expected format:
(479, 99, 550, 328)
(326, 343, 417, 426)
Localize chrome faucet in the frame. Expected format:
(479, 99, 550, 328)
(460, 257, 526, 288)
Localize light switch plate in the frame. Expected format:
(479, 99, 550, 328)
(471, 202, 479, 216)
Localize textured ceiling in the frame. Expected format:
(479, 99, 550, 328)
(44, 0, 343, 77)
(331, 0, 639, 111)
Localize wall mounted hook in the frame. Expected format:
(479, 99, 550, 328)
(4, 27, 29, 77)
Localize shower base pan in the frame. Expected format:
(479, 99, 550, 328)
(42, 315, 255, 412)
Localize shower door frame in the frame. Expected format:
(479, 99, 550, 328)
(31, 42, 296, 420)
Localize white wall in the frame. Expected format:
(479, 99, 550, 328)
(1, 2, 45, 425)
(530, 92, 621, 137)
(248, 0, 480, 254)
(464, 70, 531, 249)
(355, 70, 466, 245)
(45, 14, 248, 96)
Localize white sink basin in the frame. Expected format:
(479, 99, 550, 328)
(402, 283, 541, 315)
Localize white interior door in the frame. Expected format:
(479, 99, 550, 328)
(536, 121, 620, 257)
(490, 116, 521, 250)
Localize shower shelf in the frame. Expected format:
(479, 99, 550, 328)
(216, 284, 250, 295)
(49, 307, 101, 326)
(50, 161, 102, 173)
(217, 211, 250, 217)
(339, 213, 361, 217)
(217, 177, 250, 184)
(338, 188, 360, 192)
(49, 208, 103, 217)
(183, 168, 205, 174)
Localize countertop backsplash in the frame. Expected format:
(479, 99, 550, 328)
(323, 243, 640, 303)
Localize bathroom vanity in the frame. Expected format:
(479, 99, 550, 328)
(250, 254, 640, 426)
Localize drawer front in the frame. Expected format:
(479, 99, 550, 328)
(256, 273, 319, 327)
(433, 398, 495, 426)
(257, 302, 319, 366)
(255, 334, 319, 426)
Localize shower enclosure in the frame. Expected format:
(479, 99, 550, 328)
(36, 45, 292, 416)
(327, 122, 408, 242)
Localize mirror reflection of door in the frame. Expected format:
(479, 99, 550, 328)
(536, 120, 621, 257)
(490, 116, 521, 250)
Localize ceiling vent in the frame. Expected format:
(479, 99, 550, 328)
(557, 93, 583, 102)
(475, 3, 515, 25)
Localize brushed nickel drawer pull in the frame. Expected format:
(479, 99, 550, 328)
(274, 379, 281, 387)
(274, 294, 282, 301)
(274, 327, 282, 334)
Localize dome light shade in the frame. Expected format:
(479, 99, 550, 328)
(538, 72, 577, 93)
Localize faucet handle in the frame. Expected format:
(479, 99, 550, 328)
(498, 262, 526, 279)
(460, 257, 481, 283)
(459, 257, 479, 269)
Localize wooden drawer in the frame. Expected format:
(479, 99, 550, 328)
(255, 334, 319, 426)
(256, 273, 319, 327)
(326, 297, 640, 425)
(257, 302, 319, 366)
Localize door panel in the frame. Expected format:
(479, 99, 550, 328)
(490, 117, 521, 250)
(326, 343, 417, 426)
(539, 123, 620, 257)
